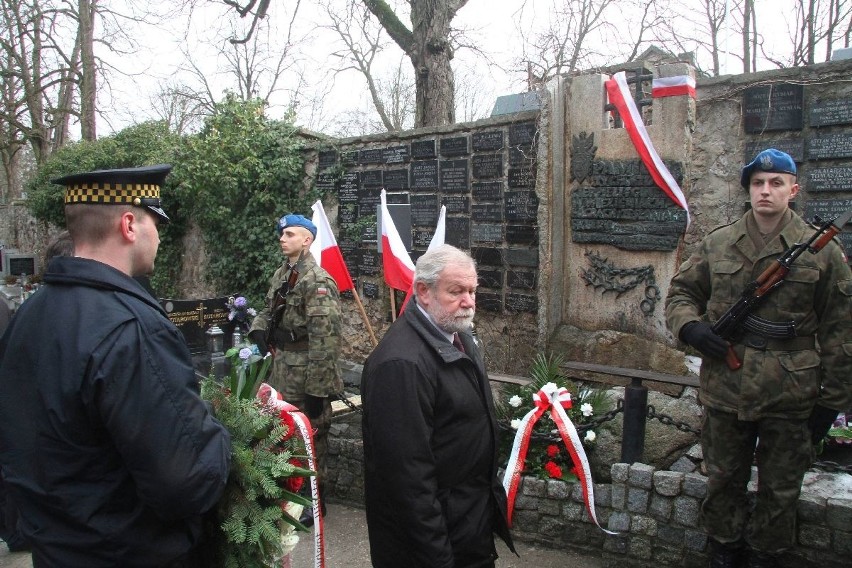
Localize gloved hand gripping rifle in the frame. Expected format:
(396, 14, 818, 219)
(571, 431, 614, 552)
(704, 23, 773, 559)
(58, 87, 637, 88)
(712, 209, 852, 370)
(265, 266, 300, 348)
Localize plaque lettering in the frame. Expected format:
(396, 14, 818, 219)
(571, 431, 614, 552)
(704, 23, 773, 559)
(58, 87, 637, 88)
(318, 150, 338, 169)
(362, 281, 379, 299)
(508, 166, 535, 188)
(472, 153, 503, 179)
(472, 130, 504, 152)
(440, 160, 469, 193)
(744, 139, 805, 163)
(411, 140, 436, 159)
(471, 204, 503, 222)
(316, 172, 336, 190)
(472, 182, 503, 201)
(471, 224, 502, 243)
(445, 217, 470, 249)
(806, 166, 852, 192)
(508, 270, 537, 290)
(383, 168, 409, 190)
(506, 225, 538, 245)
(442, 195, 470, 214)
(808, 133, 852, 160)
(478, 269, 504, 289)
(360, 170, 383, 187)
(341, 150, 358, 165)
(505, 292, 537, 313)
(383, 145, 410, 164)
(411, 160, 439, 189)
(359, 250, 380, 275)
(337, 172, 360, 204)
(810, 98, 852, 127)
(410, 194, 440, 226)
(505, 191, 538, 221)
(476, 292, 502, 313)
(472, 247, 503, 267)
(742, 83, 804, 133)
(359, 148, 384, 164)
(440, 136, 469, 157)
(509, 122, 537, 146)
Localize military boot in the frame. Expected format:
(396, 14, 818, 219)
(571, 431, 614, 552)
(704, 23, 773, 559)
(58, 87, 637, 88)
(746, 549, 779, 568)
(708, 538, 747, 568)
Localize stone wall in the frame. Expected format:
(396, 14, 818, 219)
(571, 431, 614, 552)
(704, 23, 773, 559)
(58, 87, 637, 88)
(323, 421, 851, 568)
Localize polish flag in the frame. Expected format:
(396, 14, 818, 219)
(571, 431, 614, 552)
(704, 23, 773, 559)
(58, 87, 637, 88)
(380, 189, 415, 292)
(310, 200, 355, 292)
(652, 75, 696, 99)
(426, 205, 446, 252)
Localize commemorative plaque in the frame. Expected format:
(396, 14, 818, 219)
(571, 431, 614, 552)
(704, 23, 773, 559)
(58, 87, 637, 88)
(358, 187, 382, 212)
(472, 247, 503, 267)
(472, 130, 504, 152)
(509, 122, 537, 146)
(471, 224, 502, 244)
(742, 83, 804, 133)
(315, 172, 336, 191)
(810, 98, 852, 127)
(413, 229, 433, 248)
(471, 203, 503, 222)
(478, 268, 504, 289)
(506, 225, 538, 245)
(508, 270, 537, 290)
(362, 281, 379, 299)
(505, 247, 538, 267)
(162, 296, 233, 354)
(410, 194, 439, 226)
(472, 154, 503, 179)
(338, 204, 358, 225)
(386, 192, 408, 205)
(505, 191, 538, 221)
(472, 181, 502, 201)
(359, 148, 384, 164)
(509, 145, 535, 166)
(383, 145, 410, 164)
(803, 199, 852, 223)
(341, 150, 358, 166)
(744, 139, 804, 163)
(440, 195, 468, 215)
(808, 133, 852, 160)
(318, 150, 338, 170)
(338, 172, 360, 204)
(440, 160, 469, 193)
(476, 292, 502, 313)
(445, 217, 470, 249)
(505, 293, 537, 313)
(411, 140, 436, 159)
(384, 169, 409, 190)
(440, 136, 469, 157)
(508, 166, 535, 188)
(360, 169, 383, 187)
(411, 160, 439, 189)
(358, 250, 380, 275)
(362, 223, 377, 244)
(807, 166, 852, 192)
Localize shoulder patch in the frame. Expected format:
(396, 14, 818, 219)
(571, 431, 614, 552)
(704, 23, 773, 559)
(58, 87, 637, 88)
(317, 286, 328, 296)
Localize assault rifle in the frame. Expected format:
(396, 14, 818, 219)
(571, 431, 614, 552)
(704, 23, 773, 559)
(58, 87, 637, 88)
(712, 209, 852, 370)
(265, 265, 300, 348)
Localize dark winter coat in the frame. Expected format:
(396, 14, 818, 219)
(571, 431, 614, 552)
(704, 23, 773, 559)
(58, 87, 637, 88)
(361, 299, 513, 568)
(0, 257, 231, 567)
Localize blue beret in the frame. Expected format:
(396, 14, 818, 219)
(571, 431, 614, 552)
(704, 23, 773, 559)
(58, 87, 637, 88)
(276, 214, 317, 238)
(740, 149, 797, 188)
(52, 164, 172, 223)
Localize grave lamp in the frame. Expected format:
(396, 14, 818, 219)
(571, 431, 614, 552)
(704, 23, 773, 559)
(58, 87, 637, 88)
(206, 325, 225, 354)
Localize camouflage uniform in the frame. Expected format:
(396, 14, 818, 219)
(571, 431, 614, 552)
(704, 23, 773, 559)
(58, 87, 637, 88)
(665, 209, 852, 553)
(250, 253, 343, 483)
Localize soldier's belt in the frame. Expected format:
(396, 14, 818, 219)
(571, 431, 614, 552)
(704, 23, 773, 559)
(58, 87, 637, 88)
(739, 334, 815, 351)
(279, 340, 309, 352)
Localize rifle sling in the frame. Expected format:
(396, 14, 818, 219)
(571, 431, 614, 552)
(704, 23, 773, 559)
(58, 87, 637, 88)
(737, 333, 815, 351)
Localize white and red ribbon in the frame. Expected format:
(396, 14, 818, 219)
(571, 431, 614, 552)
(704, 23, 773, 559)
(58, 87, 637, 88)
(605, 71, 691, 226)
(652, 75, 696, 99)
(502, 384, 616, 534)
(257, 383, 326, 568)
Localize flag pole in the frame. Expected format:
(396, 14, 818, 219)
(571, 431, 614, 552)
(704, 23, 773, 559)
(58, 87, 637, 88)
(389, 287, 397, 322)
(350, 288, 378, 346)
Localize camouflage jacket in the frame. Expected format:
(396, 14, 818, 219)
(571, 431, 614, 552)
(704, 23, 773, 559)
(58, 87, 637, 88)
(665, 211, 852, 420)
(250, 253, 342, 396)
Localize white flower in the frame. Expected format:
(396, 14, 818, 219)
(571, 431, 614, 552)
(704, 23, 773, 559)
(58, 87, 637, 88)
(542, 382, 559, 393)
(508, 395, 523, 408)
(584, 430, 596, 443)
(510, 419, 522, 430)
(581, 403, 594, 417)
(238, 347, 253, 360)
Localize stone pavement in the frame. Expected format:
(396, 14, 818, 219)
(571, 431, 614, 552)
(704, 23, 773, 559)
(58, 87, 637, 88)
(1, 501, 604, 568)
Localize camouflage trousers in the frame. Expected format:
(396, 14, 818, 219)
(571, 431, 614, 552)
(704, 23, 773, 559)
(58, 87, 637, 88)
(269, 351, 334, 491)
(700, 407, 812, 553)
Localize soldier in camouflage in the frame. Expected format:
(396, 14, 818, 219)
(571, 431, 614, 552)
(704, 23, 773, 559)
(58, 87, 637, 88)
(665, 149, 852, 568)
(249, 213, 343, 522)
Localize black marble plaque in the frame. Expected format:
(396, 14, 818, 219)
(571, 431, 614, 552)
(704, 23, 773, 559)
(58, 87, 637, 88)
(478, 268, 504, 289)
(162, 296, 232, 354)
(360, 169, 383, 187)
(808, 133, 852, 160)
(358, 187, 382, 212)
(339, 204, 358, 225)
(471, 223, 502, 243)
(744, 139, 805, 163)
(440, 136, 469, 157)
(505, 247, 538, 267)
(411, 140, 436, 159)
(341, 150, 359, 166)
(362, 281, 379, 299)
(411, 160, 439, 189)
(445, 217, 470, 249)
(411, 194, 440, 226)
(508, 166, 535, 188)
(505, 292, 537, 313)
(386, 192, 408, 205)
(472, 181, 502, 201)
(472, 130, 504, 152)
(471, 203, 503, 222)
(505, 191, 538, 221)
(807, 166, 852, 192)
(509, 145, 535, 166)
(440, 160, 469, 193)
(810, 98, 852, 127)
(803, 199, 852, 224)
(506, 225, 538, 245)
(362, 223, 377, 244)
(359, 250, 380, 275)
(472, 247, 503, 267)
(743, 83, 804, 133)
(509, 122, 537, 146)
(413, 229, 433, 248)
(472, 153, 503, 179)
(338, 172, 360, 204)
(318, 150, 338, 169)
(508, 270, 537, 290)
(359, 148, 384, 164)
(442, 195, 469, 214)
(383, 145, 410, 164)
(315, 172, 336, 190)
(383, 168, 409, 190)
(476, 292, 502, 313)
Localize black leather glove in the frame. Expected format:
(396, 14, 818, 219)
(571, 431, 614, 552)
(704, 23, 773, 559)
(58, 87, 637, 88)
(680, 321, 729, 360)
(808, 405, 839, 445)
(247, 330, 269, 356)
(303, 395, 326, 420)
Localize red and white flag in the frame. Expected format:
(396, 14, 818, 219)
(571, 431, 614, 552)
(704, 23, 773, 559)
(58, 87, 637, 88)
(380, 189, 415, 292)
(605, 71, 690, 225)
(652, 75, 696, 99)
(310, 200, 355, 292)
(426, 204, 446, 253)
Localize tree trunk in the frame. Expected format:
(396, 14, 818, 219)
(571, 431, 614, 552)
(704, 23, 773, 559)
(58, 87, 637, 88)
(79, 0, 97, 140)
(410, 0, 454, 127)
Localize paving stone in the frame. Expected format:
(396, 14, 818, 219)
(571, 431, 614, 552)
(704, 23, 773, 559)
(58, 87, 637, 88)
(673, 496, 700, 527)
(628, 463, 655, 489)
(654, 470, 684, 497)
(611, 463, 629, 484)
(627, 487, 650, 514)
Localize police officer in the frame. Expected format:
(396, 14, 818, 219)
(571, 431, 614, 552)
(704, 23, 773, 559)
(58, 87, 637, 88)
(249, 214, 342, 520)
(665, 149, 852, 568)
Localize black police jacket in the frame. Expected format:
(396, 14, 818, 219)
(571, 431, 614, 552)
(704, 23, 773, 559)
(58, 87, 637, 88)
(0, 257, 230, 567)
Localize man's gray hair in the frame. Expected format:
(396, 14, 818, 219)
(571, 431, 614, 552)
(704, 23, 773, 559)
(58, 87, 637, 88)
(414, 244, 477, 289)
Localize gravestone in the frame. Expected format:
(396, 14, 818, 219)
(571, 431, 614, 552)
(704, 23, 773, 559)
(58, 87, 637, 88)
(161, 296, 237, 355)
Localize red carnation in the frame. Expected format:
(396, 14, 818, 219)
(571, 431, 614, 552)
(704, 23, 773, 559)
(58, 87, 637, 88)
(546, 444, 559, 458)
(544, 461, 562, 479)
(278, 409, 297, 440)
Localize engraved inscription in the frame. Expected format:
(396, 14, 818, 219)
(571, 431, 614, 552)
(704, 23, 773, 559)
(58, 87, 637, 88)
(411, 160, 439, 189)
(508, 270, 537, 290)
(509, 122, 537, 145)
(362, 281, 379, 299)
(476, 292, 502, 313)
(471, 203, 503, 222)
(472, 154, 503, 179)
(445, 217, 470, 249)
(384, 169, 409, 190)
(359, 250, 380, 275)
(506, 225, 538, 245)
(360, 170, 383, 187)
(341, 150, 358, 165)
(472, 181, 503, 201)
(316, 172, 336, 190)
(505, 292, 537, 313)
(509, 145, 535, 166)
(338, 172, 360, 204)
(808, 133, 852, 160)
(442, 195, 470, 214)
(744, 139, 805, 163)
(413, 229, 433, 248)
(440, 136, 469, 156)
(338, 204, 358, 225)
(810, 98, 852, 127)
(472, 130, 504, 152)
(742, 83, 804, 133)
(505, 191, 538, 221)
(807, 166, 852, 192)
(803, 199, 852, 224)
(508, 166, 535, 188)
(471, 223, 502, 243)
(440, 160, 469, 193)
(383, 145, 410, 164)
(472, 247, 503, 267)
(359, 148, 384, 164)
(318, 150, 338, 169)
(358, 187, 382, 212)
(410, 194, 440, 225)
(411, 140, 436, 159)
